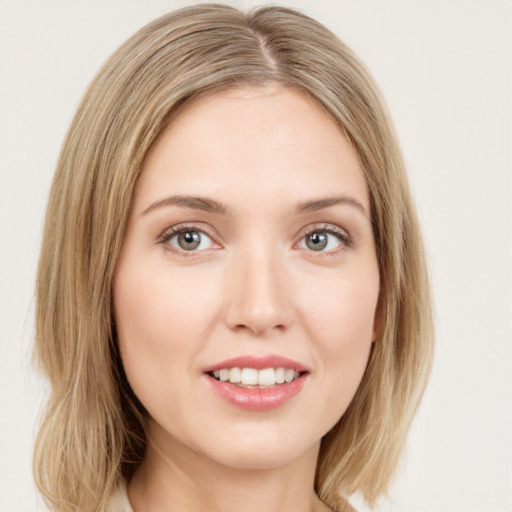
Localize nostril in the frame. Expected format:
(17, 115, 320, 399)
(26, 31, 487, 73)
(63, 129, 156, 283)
(232, 322, 286, 335)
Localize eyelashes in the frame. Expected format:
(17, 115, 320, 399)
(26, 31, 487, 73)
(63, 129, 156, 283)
(297, 224, 353, 253)
(157, 222, 353, 256)
(156, 224, 219, 256)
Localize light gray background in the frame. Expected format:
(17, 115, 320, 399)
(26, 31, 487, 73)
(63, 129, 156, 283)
(1, 1, 511, 511)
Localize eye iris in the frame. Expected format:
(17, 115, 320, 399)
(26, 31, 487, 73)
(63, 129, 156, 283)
(306, 232, 328, 251)
(178, 231, 201, 250)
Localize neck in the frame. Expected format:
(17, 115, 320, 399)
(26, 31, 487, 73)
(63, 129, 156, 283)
(127, 421, 330, 512)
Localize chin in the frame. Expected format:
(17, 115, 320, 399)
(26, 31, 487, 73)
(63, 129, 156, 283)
(197, 424, 321, 471)
(210, 446, 312, 471)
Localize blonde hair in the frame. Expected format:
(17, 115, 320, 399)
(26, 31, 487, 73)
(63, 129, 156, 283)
(34, 4, 433, 511)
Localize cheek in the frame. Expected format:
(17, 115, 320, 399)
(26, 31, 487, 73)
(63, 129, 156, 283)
(302, 268, 378, 345)
(115, 258, 218, 336)
(112, 260, 220, 399)
(298, 267, 379, 406)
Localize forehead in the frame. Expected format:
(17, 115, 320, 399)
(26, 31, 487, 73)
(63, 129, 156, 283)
(133, 85, 369, 213)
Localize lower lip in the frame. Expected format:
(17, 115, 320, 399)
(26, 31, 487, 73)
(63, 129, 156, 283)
(205, 374, 307, 411)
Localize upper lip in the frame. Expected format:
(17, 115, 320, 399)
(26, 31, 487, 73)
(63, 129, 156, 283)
(204, 355, 310, 373)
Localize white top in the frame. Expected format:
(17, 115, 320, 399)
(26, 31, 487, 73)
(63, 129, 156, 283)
(106, 481, 134, 512)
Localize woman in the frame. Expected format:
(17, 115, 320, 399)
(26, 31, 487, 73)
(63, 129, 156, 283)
(34, 4, 433, 512)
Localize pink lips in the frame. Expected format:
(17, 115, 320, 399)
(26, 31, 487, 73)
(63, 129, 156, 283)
(203, 355, 309, 411)
(204, 355, 309, 373)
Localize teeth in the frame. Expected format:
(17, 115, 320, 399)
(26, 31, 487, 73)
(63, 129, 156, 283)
(285, 369, 295, 383)
(228, 367, 241, 383)
(211, 367, 302, 386)
(258, 368, 275, 386)
(275, 367, 285, 384)
(240, 368, 258, 385)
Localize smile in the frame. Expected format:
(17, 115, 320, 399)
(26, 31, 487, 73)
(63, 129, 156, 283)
(209, 367, 302, 387)
(204, 355, 309, 410)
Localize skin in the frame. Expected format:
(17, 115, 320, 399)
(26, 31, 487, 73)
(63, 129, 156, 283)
(113, 86, 380, 512)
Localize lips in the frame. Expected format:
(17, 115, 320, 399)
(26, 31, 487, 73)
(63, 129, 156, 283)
(203, 355, 309, 411)
(204, 355, 309, 373)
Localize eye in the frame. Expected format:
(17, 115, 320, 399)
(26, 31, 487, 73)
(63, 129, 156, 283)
(297, 226, 352, 253)
(161, 227, 216, 252)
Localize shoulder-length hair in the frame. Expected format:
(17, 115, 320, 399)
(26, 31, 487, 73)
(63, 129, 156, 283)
(34, 4, 433, 511)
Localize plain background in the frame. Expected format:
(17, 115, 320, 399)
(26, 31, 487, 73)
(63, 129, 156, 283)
(0, 0, 511, 511)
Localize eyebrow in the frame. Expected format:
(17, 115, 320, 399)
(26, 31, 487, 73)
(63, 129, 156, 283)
(296, 195, 368, 216)
(141, 194, 368, 218)
(141, 195, 229, 217)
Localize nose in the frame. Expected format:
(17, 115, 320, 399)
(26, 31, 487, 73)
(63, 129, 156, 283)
(224, 244, 293, 336)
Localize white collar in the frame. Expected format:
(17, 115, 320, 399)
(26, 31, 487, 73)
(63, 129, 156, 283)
(107, 480, 134, 512)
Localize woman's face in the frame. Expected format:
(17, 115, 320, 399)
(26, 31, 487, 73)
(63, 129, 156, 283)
(113, 86, 380, 470)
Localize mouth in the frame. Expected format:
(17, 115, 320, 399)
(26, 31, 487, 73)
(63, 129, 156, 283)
(203, 355, 309, 410)
(207, 367, 306, 388)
